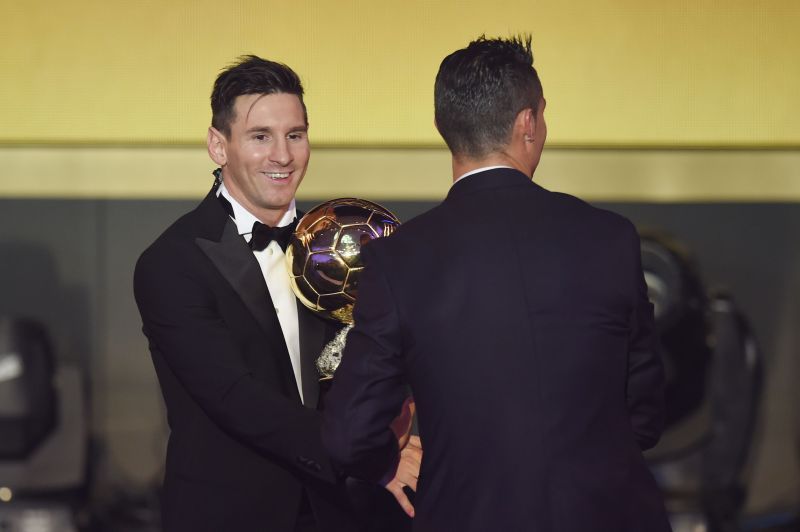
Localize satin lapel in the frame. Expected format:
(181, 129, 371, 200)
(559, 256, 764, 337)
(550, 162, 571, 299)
(297, 304, 325, 409)
(195, 218, 285, 349)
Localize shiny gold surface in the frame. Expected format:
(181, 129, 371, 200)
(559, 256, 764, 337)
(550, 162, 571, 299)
(286, 198, 400, 324)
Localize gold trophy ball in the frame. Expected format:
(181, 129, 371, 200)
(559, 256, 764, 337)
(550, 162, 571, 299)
(286, 198, 400, 324)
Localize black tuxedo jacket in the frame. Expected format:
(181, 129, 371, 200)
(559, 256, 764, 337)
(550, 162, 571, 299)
(134, 186, 357, 532)
(323, 168, 671, 532)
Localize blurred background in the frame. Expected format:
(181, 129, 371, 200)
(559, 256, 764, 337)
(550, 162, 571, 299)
(1, 1, 798, 530)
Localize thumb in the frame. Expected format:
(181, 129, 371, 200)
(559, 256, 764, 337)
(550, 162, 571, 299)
(386, 482, 415, 518)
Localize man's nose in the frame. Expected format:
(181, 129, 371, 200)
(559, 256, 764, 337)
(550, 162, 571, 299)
(269, 138, 292, 166)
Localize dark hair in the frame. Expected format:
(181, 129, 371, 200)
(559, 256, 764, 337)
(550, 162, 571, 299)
(434, 35, 543, 158)
(210, 55, 307, 138)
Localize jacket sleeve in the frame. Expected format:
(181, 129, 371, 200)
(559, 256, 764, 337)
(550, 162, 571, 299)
(321, 242, 407, 483)
(625, 224, 666, 451)
(133, 243, 337, 483)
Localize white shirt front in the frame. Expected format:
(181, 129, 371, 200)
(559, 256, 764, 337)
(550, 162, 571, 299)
(218, 183, 304, 404)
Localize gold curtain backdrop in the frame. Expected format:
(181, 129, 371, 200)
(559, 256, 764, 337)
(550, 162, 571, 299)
(4, 0, 799, 146)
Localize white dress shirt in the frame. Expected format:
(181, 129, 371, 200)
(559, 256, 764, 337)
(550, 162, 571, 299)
(217, 183, 304, 404)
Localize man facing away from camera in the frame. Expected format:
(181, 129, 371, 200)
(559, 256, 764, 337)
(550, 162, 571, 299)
(322, 36, 673, 531)
(134, 55, 417, 532)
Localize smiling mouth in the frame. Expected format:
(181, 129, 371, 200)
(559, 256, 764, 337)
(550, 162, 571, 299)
(263, 171, 291, 180)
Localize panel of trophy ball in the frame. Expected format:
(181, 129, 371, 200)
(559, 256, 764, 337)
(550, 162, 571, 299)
(366, 211, 400, 239)
(336, 225, 374, 267)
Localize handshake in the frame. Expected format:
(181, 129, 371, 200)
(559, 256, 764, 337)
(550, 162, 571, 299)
(386, 397, 422, 518)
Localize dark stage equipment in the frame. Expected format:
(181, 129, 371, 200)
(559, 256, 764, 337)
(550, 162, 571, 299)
(0, 317, 57, 459)
(0, 316, 88, 532)
(641, 234, 763, 532)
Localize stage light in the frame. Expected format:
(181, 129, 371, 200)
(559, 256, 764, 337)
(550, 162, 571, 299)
(0, 318, 56, 459)
(640, 234, 712, 431)
(640, 232, 762, 532)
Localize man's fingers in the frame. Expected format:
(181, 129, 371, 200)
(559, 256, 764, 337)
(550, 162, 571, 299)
(402, 451, 422, 471)
(393, 448, 421, 492)
(387, 481, 415, 518)
(383, 420, 421, 517)
(394, 464, 419, 490)
(403, 444, 423, 465)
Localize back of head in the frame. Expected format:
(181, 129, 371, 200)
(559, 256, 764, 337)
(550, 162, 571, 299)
(211, 55, 307, 138)
(434, 36, 542, 159)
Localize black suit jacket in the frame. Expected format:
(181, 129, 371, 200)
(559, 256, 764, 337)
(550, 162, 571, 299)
(134, 185, 357, 532)
(323, 168, 671, 532)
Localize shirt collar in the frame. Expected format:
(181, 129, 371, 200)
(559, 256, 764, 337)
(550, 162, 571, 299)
(453, 165, 514, 185)
(217, 182, 297, 237)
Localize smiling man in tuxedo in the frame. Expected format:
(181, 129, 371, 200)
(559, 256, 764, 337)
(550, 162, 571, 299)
(134, 55, 413, 532)
(322, 36, 672, 531)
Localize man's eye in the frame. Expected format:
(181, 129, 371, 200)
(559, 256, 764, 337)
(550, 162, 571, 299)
(288, 133, 305, 141)
(254, 134, 268, 141)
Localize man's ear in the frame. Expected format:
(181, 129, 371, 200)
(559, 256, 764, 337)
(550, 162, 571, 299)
(514, 107, 536, 143)
(207, 126, 227, 166)
(519, 108, 536, 143)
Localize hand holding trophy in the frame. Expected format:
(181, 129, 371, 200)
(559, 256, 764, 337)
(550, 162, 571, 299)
(285, 198, 401, 381)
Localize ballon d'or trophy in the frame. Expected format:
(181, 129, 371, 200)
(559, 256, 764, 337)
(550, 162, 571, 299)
(285, 198, 400, 386)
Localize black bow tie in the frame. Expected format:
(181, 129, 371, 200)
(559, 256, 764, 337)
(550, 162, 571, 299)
(249, 220, 297, 252)
(217, 193, 296, 252)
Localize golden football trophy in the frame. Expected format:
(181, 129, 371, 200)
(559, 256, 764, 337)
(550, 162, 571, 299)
(285, 198, 400, 380)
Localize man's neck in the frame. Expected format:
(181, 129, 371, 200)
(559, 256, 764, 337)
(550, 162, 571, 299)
(451, 151, 531, 183)
(223, 188, 291, 227)
(218, 183, 296, 233)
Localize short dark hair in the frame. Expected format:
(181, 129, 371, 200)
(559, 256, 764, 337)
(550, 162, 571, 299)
(210, 55, 307, 138)
(434, 35, 543, 158)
